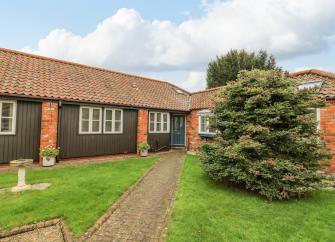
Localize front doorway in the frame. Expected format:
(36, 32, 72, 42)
(171, 115, 185, 146)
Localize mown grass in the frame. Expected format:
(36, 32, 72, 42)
(167, 155, 335, 242)
(0, 157, 157, 237)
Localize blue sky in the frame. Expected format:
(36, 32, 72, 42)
(1, 0, 335, 91)
(0, 1, 202, 48)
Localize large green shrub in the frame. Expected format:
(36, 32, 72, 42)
(201, 70, 330, 200)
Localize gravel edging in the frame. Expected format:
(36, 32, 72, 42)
(0, 218, 73, 242)
(78, 157, 161, 241)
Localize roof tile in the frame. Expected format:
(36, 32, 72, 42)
(289, 69, 335, 99)
(0, 48, 191, 111)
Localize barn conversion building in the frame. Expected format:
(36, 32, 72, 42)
(0, 48, 334, 171)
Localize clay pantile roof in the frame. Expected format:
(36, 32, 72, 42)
(191, 87, 222, 110)
(289, 69, 335, 99)
(0, 48, 191, 111)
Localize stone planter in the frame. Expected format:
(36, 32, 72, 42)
(42, 156, 56, 167)
(139, 150, 148, 157)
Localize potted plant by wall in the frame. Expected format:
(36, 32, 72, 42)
(138, 142, 150, 157)
(40, 146, 60, 167)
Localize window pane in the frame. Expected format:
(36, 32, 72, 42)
(105, 121, 112, 132)
(2, 103, 13, 117)
(150, 113, 155, 122)
(157, 122, 161, 131)
(157, 113, 161, 122)
(93, 109, 100, 120)
(1, 118, 12, 132)
(115, 121, 121, 132)
(92, 121, 100, 132)
(115, 110, 122, 121)
(163, 122, 168, 131)
(106, 110, 113, 120)
(81, 120, 89, 132)
(163, 114, 168, 122)
(150, 113, 155, 132)
(150, 122, 155, 132)
(200, 116, 206, 132)
(81, 108, 89, 120)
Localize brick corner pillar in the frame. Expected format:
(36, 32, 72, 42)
(137, 109, 148, 153)
(186, 110, 202, 152)
(320, 101, 335, 173)
(39, 101, 59, 165)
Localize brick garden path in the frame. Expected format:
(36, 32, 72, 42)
(87, 150, 185, 242)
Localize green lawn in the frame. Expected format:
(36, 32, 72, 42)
(167, 155, 335, 242)
(0, 157, 157, 237)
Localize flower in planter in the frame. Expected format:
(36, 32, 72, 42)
(137, 142, 150, 151)
(40, 146, 60, 157)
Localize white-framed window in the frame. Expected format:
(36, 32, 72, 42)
(0, 100, 16, 135)
(298, 80, 323, 90)
(198, 110, 216, 134)
(311, 108, 321, 130)
(79, 106, 102, 134)
(104, 109, 123, 134)
(149, 112, 170, 133)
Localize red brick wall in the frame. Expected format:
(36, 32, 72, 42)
(40, 102, 59, 161)
(320, 101, 335, 172)
(187, 110, 208, 152)
(137, 109, 148, 151)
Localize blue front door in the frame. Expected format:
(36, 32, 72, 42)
(172, 115, 185, 146)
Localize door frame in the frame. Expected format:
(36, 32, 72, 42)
(170, 114, 186, 146)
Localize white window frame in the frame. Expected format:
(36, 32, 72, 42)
(298, 80, 323, 90)
(316, 108, 320, 130)
(198, 110, 215, 135)
(311, 108, 321, 130)
(0, 100, 17, 135)
(79, 106, 102, 134)
(103, 109, 123, 134)
(149, 112, 170, 133)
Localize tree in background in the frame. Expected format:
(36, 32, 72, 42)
(201, 70, 330, 200)
(207, 49, 280, 88)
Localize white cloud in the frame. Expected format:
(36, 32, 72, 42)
(22, 0, 335, 90)
(181, 72, 207, 91)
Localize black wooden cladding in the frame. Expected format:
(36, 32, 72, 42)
(148, 133, 171, 151)
(59, 104, 137, 159)
(0, 101, 41, 164)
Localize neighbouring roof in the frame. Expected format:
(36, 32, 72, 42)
(191, 87, 222, 110)
(290, 69, 335, 99)
(0, 48, 192, 111)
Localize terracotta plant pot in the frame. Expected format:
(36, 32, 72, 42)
(42, 156, 56, 167)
